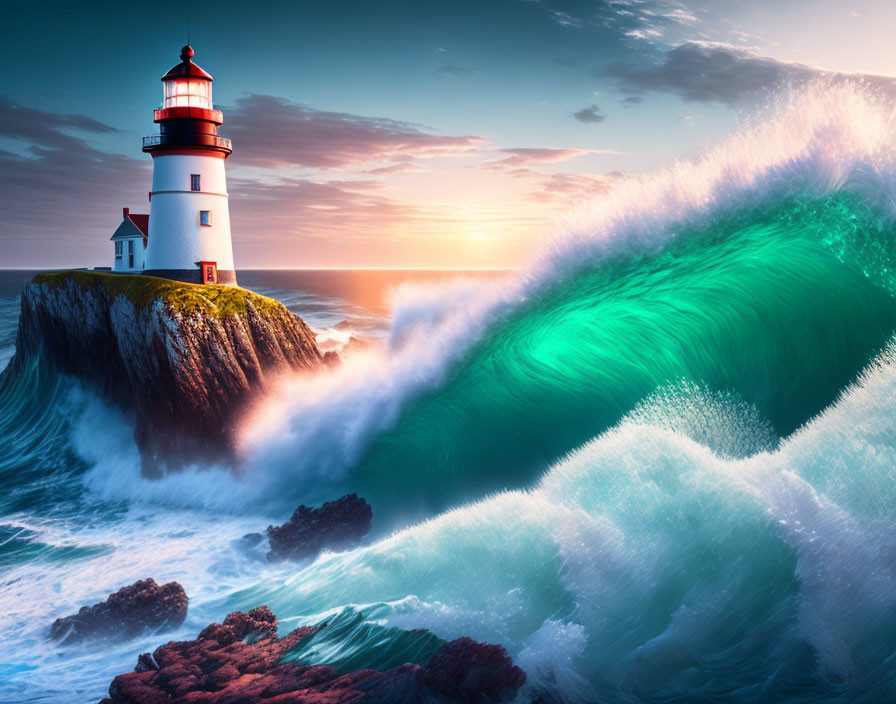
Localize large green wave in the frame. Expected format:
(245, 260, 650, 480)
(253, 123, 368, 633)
(349, 193, 896, 520)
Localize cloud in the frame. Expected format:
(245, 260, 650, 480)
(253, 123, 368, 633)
(229, 177, 424, 241)
(529, 0, 700, 41)
(549, 10, 582, 28)
(662, 6, 699, 25)
(486, 147, 617, 169)
(365, 161, 430, 175)
(605, 41, 896, 105)
(518, 170, 621, 204)
(625, 28, 664, 40)
(0, 95, 118, 151)
(606, 42, 799, 104)
(0, 98, 148, 266)
(225, 95, 484, 169)
(434, 65, 477, 77)
(621, 96, 643, 104)
(572, 104, 606, 123)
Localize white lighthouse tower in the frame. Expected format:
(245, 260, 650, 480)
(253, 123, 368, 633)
(142, 46, 237, 285)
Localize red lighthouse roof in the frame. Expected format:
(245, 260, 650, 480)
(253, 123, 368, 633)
(162, 45, 213, 82)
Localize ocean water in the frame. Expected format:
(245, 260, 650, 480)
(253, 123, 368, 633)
(5, 84, 896, 702)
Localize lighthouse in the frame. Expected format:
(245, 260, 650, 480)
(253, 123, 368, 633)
(142, 46, 236, 286)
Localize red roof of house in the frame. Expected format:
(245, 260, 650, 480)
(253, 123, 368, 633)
(128, 214, 149, 237)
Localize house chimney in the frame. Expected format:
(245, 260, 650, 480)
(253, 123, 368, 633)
(123, 207, 130, 218)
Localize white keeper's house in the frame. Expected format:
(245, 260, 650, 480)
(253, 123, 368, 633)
(111, 45, 236, 286)
(110, 208, 149, 272)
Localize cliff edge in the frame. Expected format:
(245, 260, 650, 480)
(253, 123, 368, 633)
(5, 271, 322, 473)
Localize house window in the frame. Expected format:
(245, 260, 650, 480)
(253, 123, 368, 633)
(191, 174, 200, 191)
(127, 240, 134, 268)
(115, 241, 122, 258)
(199, 210, 212, 226)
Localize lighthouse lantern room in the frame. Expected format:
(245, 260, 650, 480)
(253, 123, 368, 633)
(141, 46, 237, 285)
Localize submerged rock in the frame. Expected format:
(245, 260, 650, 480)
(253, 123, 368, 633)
(5, 271, 323, 473)
(50, 578, 187, 645)
(102, 607, 525, 704)
(423, 637, 530, 702)
(318, 335, 374, 366)
(266, 493, 373, 561)
(342, 335, 372, 356)
(322, 349, 341, 366)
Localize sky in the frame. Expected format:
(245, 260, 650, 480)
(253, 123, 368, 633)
(1, 0, 896, 269)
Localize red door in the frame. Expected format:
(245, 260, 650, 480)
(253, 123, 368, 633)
(200, 261, 218, 284)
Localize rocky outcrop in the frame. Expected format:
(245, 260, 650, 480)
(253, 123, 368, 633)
(102, 607, 526, 704)
(5, 272, 322, 473)
(422, 637, 530, 702)
(50, 579, 187, 644)
(267, 493, 373, 561)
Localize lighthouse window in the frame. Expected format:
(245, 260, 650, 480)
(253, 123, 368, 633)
(163, 79, 212, 110)
(191, 174, 200, 191)
(199, 210, 212, 226)
(115, 241, 122, 258)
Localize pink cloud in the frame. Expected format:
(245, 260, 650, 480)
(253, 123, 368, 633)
(517, 170, 621, 203)
(485, 147, 619, 169)
(226, 95, 484, 169)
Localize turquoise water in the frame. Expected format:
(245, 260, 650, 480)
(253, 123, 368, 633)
(345, 195, 896, 518)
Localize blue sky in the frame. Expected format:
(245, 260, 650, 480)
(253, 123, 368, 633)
(2, 0, 895, 268)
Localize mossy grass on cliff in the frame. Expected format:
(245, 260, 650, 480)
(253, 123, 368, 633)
(32, 270, 284, 318)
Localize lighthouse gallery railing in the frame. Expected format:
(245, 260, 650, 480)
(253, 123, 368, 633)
(142, 135, 232, 150)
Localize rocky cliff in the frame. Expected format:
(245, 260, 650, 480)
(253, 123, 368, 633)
(5, 271, 323, 473)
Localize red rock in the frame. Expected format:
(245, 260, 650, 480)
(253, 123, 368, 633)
(104, 607, 526, 704)
(266, 494, 373, 562)
(50, 578, 187, 644)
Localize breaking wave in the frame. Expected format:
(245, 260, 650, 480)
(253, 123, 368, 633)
(231, 83, 896, 522)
